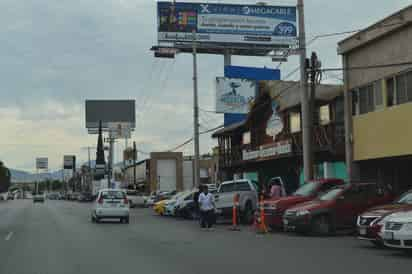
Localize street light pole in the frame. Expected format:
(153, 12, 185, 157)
(192, 30, 201, 188)
(298, 0, 314, 181)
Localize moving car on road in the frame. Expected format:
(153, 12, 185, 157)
(263, 179, 344, 230)
(357, 189, 412, 246)
(381, 211, 412, 251)
(91, 189, 129, 223)
(33, 192, 45, 203)
(283, 183, 393, 235)
(214, 179, 258, 224)
(78, 192, 94, 202)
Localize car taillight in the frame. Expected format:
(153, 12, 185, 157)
(124, 197, 128, 205)
(98, 197, 103, 204)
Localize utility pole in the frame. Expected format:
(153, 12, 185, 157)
(192, 30, 201, 188)
(108, 136, 114, 189)
(133, 141, 137, 189)
(298, 0, 313, 181)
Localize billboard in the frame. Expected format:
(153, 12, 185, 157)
(157, 2, 297, 46)
(63, 155, 76, 170)
(216, 77, 256, 114)
(85, 100, 136, 130)
(36, 158, 48, 170)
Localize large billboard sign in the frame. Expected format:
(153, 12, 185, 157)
(85, 100, 136, 130)
(157, 2, 297, 47)
(216, 77, 256, 114)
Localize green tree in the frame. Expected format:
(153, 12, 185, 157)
(51, 180, 63, 191)
(0, 161, 11, 193)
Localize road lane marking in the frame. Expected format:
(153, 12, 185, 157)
(5, 232, 13, 241)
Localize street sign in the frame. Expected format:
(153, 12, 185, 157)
(107, 122, 132, 139)
(36, 158, 48, 170)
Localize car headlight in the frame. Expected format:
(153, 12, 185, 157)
(404, 223, 412, 231)
(296, 210, 310, 216)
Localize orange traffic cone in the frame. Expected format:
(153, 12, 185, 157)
(229, 193, 240, 231)
(256, 195, 268, 234)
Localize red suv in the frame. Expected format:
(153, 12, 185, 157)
(357, 189, 412, 246)
(283, 183, 393, 235)
(263, 179, 344, 229)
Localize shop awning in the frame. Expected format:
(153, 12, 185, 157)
(212, 120, 246, 138)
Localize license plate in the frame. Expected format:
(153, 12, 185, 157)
(110, 203, 117, 207)
(383, 232, 394, 240)
(283, 219, 289, 226)
(359, 227, 367, 236)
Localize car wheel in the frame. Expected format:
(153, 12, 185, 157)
(125, 217, 129, 224)
(242, 202, 254, 225)
(371, 240, 384, 248)
(312, 215, 332, 236)
(91, 215, 96, 223)
(95, 217, 100, 223)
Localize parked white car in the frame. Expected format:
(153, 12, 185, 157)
(214, 179, 258, 224)
(126, 190, 147, 208)
(381, 211, 412, 250)
(91, 189, 130, 223)
(164, 191, 189, 216)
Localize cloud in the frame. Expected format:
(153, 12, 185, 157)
(0, 0, 411, 171)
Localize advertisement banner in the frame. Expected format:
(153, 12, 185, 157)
(216, 77, 256, 114)
(63, 155, 76, 170)
(36, 157, 48, 170)
(157, 2, 297, 46)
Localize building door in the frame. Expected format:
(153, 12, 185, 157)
(157, 159, 177, 192)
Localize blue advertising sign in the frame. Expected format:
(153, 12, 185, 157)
(157, 2, 297, 46)
(225, 66, 281, 81)
(223, 66, 281, 126)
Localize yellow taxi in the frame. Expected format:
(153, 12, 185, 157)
(153, 199, 168, 215)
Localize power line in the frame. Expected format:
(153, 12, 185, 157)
(320, 61, 412, 72)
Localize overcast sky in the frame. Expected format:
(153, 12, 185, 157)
(0, 0, 410, 172)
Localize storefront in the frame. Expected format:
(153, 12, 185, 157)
(213, 80, 346, 193)
(338, 5, 412, 193)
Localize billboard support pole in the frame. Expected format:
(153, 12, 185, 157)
(192, 30, 201, 188)
(224, 50, 231, 66)
(133, 141, 137, 189)
(298, 0, 313, 181)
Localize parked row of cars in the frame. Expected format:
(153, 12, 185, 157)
(148, 178, 412, 252)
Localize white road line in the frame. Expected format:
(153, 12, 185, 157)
(5, 232, 13, 241)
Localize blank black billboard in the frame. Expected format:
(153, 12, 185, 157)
(85, 100, 136, 129)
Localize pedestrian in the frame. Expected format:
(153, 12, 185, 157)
(193, 185, 203, 220)
(270, 181, 282, 199)
(198, 185, 215, 230)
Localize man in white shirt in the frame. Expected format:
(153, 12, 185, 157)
(198, 185, 215, 230)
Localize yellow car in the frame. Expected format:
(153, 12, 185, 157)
(153, 199, 168, 215)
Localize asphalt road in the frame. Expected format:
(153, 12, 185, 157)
(0, 199, 411, 274)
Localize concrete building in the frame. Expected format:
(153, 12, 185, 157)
(182, 155, 218, 190)
(338, 5, 412, 193)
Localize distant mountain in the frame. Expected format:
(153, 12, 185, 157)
(10, 169, 63, 183)
(10, 160, 125, 183)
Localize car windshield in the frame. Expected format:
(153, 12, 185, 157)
(101, 191, 125, 200)
(293, 182, 319, 197)
(319, 188, 344, 201)
(395, 192, 412, 204)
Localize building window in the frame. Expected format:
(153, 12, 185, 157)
(374, 80, 383, 108)
(289, 112, 301, 133)
(387, 78, 395, 107)
(359, 84, 374, 114)
(319, 105, 330, 125)
(407, 71, 412, 103)
(396, 74, 408, 104)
